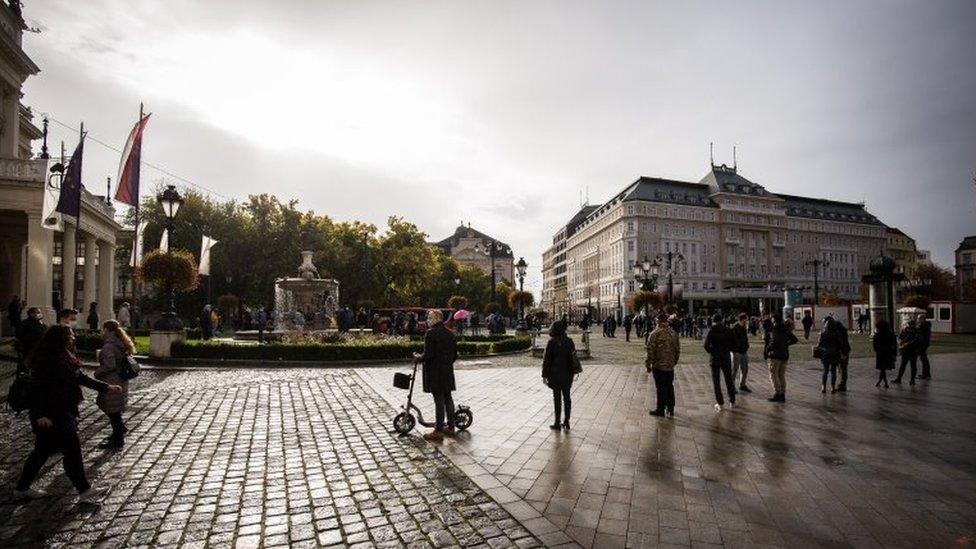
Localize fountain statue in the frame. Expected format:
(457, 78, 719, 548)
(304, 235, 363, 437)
(274, 242, 340, 331)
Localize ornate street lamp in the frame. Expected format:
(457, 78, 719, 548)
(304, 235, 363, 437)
(154, 185, 185, 330)
(474, 240, 510, 304)
(515, 257, 528, 328)
(804, 258, 830, 306)
(632, 256, 660, 319)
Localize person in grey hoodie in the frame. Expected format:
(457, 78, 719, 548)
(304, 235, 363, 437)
(94, 320, 135, 450)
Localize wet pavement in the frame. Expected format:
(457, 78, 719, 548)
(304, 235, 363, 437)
(0, 334, 974, 548)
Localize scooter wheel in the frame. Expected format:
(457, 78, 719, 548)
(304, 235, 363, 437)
(454, 407, 473, 431)
(393, 412, 416, 434)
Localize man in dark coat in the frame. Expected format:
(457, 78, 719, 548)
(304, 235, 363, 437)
(894, 319, 919, 385)
(704, 313, 736, 411)
(623, 314, 633, 342)
(801, 311, 814, 340)
(731, 313, 751, 393)
(419, 310, 458, 441)
(834, 319, 853, 392)
(542, 320, 577, 429)
(916, 313, 932, 379)
(15, 307, 46, 371)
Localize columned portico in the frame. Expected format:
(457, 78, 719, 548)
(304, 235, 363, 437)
(97, 240, 115, 323)
(83, 233, 97, 316)
(62, 222, 76, 309)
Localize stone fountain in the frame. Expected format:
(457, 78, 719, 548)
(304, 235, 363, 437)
(273, 250, 340, 331)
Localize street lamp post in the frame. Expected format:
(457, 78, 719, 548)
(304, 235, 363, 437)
(804, 258, 830, 305)
(515, 257, 528, 328)
(655, 251, 685, 307)
(475, 240, 510, 304)
(154, 185, 185, 331)
(632, 256, 660, 319)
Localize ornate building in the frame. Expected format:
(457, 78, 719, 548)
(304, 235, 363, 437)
(540, 163, 889, 319)
(956, 236, 976, 300)
(0, 1, 121, 329)
(432, 224, 514, 283)
(885, 227, 918, 279)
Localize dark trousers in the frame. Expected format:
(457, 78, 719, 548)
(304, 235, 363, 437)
(552, 386, 571, 424)
(803, 327, 811, 340)
(919, 347, 931, 377)
(822, 363, 837, 387)
(432, 391, 455, 430)
(896, 353, 917, 382)
(625, 328, 631, 342)
(108, 412, 126, 440)
(710, 362, 736, 405)
(17, 418, 90, 493)
(651, 368, 675, 413)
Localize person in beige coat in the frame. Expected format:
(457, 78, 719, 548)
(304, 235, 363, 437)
(95, 320, 134, 450)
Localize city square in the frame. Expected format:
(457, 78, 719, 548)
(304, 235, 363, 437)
(2, 1, 976, 548)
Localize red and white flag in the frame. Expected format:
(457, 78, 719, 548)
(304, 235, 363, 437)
(114, 113, 151, 207)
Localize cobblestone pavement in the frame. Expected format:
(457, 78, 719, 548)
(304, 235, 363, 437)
(0, 369, 542, 548)
(362, 338, 976, 548)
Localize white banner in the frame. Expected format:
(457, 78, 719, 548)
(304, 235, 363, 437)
(198, 235, 218, 275)
(129, 220, 148, 267)
(41, 160, 63, 231)
(159, 228, 169, 254)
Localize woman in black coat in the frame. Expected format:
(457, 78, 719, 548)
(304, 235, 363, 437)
(542, 320, 576, 430)
(15, 325, 121, 502)
(873, 319, 898, 388)
(419, 310, 458, 441)
(816, 317, 844, 394)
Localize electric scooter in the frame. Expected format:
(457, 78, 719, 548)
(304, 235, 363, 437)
(392, 357, 473, 435)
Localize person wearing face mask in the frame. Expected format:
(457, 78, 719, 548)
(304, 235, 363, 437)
(15, 307, 46, 371)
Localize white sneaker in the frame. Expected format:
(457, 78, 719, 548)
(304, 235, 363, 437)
(714, 403, 722, 412)
(727, 401, 735, 409)
(13, 487, 46, 500)
(78, 486, 108, 503)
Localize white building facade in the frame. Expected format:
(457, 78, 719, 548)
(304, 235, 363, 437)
(540, 164, 888, 320)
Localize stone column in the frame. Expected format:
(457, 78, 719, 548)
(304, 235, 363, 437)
(868, 282, 889, 336)
(25, 212, 55, 323)
(82, 234, 97, 316)
(62, 223, 76, 310)
(97, 240, 115, 322)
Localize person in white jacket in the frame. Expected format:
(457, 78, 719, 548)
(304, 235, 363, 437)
(117, 303, 131, 328)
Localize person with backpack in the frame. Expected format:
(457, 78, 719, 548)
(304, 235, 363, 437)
(764, 313, 798, 402)
(646, 313, 679, 417)
(14, 325, 121, 501)
(704, 313, 736, 412)
(94, 320, 135, 450)
(893, 319, 919, 385)
(542, 319, 577, 430)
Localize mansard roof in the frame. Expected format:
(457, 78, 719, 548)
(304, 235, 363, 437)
(698, 164, 776, 197)
(620, 177, 716, 207)
(957, 236, 976, 252)
(774, 193, 885, 226)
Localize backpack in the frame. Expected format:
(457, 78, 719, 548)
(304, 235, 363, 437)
(6, 370, 31, 413)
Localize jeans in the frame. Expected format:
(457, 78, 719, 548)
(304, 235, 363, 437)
(710, 362, 735, 405)
(432, 391, 455, 430)
(651, 368, 675, 413)
(17, 417, 90, 493)
(767, 359, 787, 394)
(732, 352, 749, 387)
(897, 353, 917, 382)
(822, 363, 837, 387)
(552, 387, 571, 424)
(919, 347, 931, 377)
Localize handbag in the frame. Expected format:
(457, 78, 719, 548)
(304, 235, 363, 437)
(812, 346, 824, 359)
(571, 352, 583, 375)
(6, 372, 31, 412)
(118, 354, 141, 381)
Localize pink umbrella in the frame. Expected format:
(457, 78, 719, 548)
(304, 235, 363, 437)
(453, 309, 471, 321)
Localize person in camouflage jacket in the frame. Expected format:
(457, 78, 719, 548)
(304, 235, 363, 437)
(646, 313, 680, 417)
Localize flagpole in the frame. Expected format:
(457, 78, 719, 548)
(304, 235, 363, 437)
(77, 122, 84, 228)
(133, 103, 143, 313)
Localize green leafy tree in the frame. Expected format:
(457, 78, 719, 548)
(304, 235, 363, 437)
(629, 291, 662, 314)
(447, 295, 468, 310)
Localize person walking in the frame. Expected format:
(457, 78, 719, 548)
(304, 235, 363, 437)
(623, 314, 633, 342)
(646, 313, 680, 417)
(764, 313, 798, 402)
(15, 307, 46, 371)
(893, 318, 919, 385)
(418, 310, 458, 441)
(917, 313, 932, 379)
(542, 319, 577, 430)
(200, 304, 213, 340)
(704, 313, 736, 411)
(834, 319, 852, 392)
(94, 320, 134, 450)
(816, 317, 844, 393)
(609, 315, 617, 338)
(117, 302, 131, 329)
(634, 315, 644, 340)
(873, 319, 897, 388)
(86, 303, 99, 332)
(14, 325, 121, 501)
(801, 311, 814, 340)
(731, 313, 752, 393)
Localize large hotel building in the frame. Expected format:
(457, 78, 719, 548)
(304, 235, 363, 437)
(540, 163, 889, 319)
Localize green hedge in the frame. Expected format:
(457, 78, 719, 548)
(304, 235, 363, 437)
(170, 336, 530, 362)
(408, 334, 512, 343)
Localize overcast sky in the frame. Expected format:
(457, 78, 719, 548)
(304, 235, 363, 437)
(23, 0, 976, 291)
